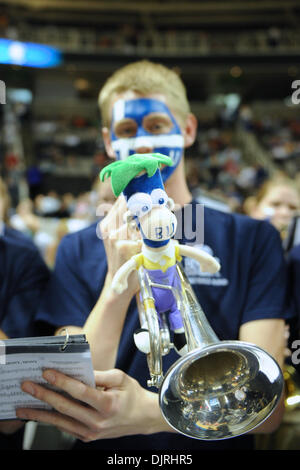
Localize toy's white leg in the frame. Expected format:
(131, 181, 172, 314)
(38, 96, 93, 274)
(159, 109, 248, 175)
(134, 324, 151, 354)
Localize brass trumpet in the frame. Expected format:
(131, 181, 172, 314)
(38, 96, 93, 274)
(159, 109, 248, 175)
(136, 263, 284, 440)
(100, 153, 284, 441)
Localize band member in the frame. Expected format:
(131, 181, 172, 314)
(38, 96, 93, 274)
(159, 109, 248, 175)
(19, 60, 291, 451)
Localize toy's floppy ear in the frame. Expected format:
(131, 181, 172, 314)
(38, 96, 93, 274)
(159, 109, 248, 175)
(167, 198, 175, 210)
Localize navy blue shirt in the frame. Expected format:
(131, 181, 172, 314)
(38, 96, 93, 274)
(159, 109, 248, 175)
(36, 201, 290, 451)
(288, 245, 300, 315)
(0, 226, 50, 338)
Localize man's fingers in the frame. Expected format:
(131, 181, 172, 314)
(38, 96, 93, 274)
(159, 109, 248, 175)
(16, 408, 95, 442)
(115, 240, 142, 259)
(94, 369, 128, 389)
(43, 370, 122, 414)
(108, 222, 141, 242)
(100, 196, 127, 234)
(16, 369, 135, 443)
(41, 369, 127, 409)
(109, 223, 133, 241)
(16, 369, 132, 440)
(18, 377, 108, 428)
(99, 195, 141, 244)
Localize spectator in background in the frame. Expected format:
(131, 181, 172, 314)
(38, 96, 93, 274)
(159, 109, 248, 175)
(10, 198, 40, 237)
(243, 175, 300, 241)
(26, 166, 43, 200)
(0, 177, 50, 447)
(92, 176, 116, 210)
(44, 219, 69, 268)
(34, 191, 62, 218)
(289, 243, 300, 317)
(244, 174, 300, 450)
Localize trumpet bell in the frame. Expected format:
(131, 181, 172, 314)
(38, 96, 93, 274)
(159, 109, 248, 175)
(159, 341, 283, 440)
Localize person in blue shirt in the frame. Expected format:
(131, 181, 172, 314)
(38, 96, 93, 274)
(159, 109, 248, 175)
(17, 60, 290, 451)
(289, 244, 300, 319)
(0, 225, 50, 339)
(287, 243, 300, 360)
(0, 180, 50, 447)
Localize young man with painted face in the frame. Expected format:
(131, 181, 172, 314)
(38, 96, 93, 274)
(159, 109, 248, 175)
(19, 60, 291, 451)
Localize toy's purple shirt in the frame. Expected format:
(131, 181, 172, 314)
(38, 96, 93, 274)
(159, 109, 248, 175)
(135, 241, 184, 330)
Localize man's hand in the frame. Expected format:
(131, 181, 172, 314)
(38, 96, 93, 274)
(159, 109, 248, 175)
(62, 197, 143, 370)
(99, 196, 142, 296)
(16, 369, 172, 442)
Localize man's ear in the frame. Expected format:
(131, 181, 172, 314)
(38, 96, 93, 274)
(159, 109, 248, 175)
(182, 113, 198, 149)
(102, 127, 116, 159)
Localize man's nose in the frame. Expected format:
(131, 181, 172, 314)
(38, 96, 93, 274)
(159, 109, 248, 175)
(135, 146, 152, 153)
(133, 137, 153, 154)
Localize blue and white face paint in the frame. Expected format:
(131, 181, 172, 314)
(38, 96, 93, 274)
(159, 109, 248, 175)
(110, 98, 184, 182)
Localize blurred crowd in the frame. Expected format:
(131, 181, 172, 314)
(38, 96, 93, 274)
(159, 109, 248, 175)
(1, 165, 299, 272)
(252, 116, 300, 167)
(1, 103, 300, 269)
(1, 16, 300, 56)
(2, 177, 115, 268)
(185, 109, 300, 214)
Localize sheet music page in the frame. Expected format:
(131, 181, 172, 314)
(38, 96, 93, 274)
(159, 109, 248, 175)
(0, 350, 95, 420)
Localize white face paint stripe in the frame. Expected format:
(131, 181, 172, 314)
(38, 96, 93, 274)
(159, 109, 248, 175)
(112, 99, 125, 122)
(111, 134, 184, 153)
(111, 139, 133, 160)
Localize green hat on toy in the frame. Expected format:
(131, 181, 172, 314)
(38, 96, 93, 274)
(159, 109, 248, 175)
(100, 153, 173, 198)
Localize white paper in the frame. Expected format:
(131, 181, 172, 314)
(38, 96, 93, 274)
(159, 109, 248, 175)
(0, 351, 95, 420)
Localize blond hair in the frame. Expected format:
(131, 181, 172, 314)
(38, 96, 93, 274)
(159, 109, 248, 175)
(98, 60, 190, 127)
(254, 175, 299, 204)
(243, 175, 300, 215)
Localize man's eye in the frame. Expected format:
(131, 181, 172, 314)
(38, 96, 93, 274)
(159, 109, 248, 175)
(151, 123, 164, 131)
(148, 122, 171, 134)
(115, 127, 136, 137)
(114, 120, 137, 138)
(143, 116, 173, 135)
